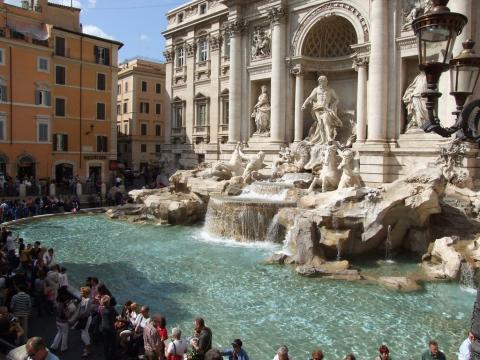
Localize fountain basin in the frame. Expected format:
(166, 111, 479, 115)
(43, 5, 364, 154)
(205, 196, 296, 242)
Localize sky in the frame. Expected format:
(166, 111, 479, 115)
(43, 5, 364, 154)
(6, 0, 187, 63)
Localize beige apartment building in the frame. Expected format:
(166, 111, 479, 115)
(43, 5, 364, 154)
(117, 58, 166, 172)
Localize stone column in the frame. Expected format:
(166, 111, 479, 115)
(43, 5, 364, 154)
(291, 66, 304, 142)
(185, 41, 196, 142)
(227, 21, 245, 143)
(209, 33, 222, 144)
(269, 7, 287, 143)
(163, 47, 174, 145)
(367, 0, 388, 142)
(354, 58, 368, 143)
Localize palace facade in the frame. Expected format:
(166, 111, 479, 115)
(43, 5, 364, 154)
(162, 0, 480, 184)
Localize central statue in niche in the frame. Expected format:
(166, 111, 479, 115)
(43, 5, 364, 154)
(251, 85, 271, 136)
(302, 75, 343, 144)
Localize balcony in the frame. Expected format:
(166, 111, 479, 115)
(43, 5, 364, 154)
(171, 127, 186, 144)
(193, 125, 209, 144)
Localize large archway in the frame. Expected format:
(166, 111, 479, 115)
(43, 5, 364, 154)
(17, 154, 36, 180)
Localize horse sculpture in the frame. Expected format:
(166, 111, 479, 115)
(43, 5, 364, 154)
(308, 144, 340, 193)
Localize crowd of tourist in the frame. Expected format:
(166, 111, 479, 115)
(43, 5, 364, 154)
(0, 197, 81, 222)
(0, 225, 474, 360)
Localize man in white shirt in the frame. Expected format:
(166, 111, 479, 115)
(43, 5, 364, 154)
(43, 249, 54, 267)
(459, 332, 474, 360)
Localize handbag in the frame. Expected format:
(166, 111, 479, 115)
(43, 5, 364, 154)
(167, 342, 184, 360)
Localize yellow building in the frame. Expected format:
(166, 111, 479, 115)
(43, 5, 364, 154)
(0, 0, 122, 191)
(117, 58, 165, 172)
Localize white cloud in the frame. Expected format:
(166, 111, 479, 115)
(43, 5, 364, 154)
(83, 24, 114, 40)
(88, 0, 96, 8)
(140, 34, 149, 42)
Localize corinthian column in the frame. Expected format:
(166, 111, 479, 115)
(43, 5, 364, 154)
(269, 6, 287, 143)
(291, 66, 304, 142)
(228, 20, 245, 143)
(354, 58, 368, 143)
(367, 0, 388, 142)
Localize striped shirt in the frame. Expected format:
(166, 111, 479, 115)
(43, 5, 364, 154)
(10, 291, 31, 317)
(143, 322, 161, 353)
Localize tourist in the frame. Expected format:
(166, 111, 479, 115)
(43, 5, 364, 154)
(205, 349, 223, 360)
(459, 332, 474, 360)
(165, 327, 188, 360)
(221, 338, 249, 360)
(374, 345, 391, 360)
(144, 314, 163, 360)
(100, 294, 117, 360)
(50, 287, 75, 352)
(72, 286, 93, 358)
(310, 349, 324, 360)
(155, 315, 168, 359)
(191, 317, 212, 360)
(26, 336, 59, 360)
(273, 345, 293, 360)
(0, 306, 24, 345)
(9, 283, 31, 344)
(343, 354, 356, 360)
(58, 267, 68, 288)
(422, 340, 446, 360)
(43, 248, 55, 267)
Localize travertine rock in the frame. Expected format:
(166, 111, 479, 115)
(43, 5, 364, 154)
(422, 236, 464, 279)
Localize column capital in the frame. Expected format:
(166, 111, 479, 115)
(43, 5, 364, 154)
(290, 65, 304, 76)
(353, 57, 369, 71)
(185, 42, 196, 57)
(268, 6, 287, 25)
(163, 48, 174, 63)
(209, 34, 222, 52)
(225, 20, 247, 37)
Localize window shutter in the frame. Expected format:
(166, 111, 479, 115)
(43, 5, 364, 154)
(64, 135, 68, 151)
(46, 91, 51, 106)
(105, 48, 110, 66)
(94, 45, 99, 63)
(35, 90, 40, 105)
(0, 86, 6, 102)
(53, 134, 57, 151)
(146, 103, 150, 114)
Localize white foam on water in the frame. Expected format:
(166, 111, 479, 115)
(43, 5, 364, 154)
(236, 187, 289, 201)
(460, 285, 477, 295)
(193, 230, 281, 251)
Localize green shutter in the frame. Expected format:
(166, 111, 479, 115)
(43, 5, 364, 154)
(35, 90, 40, 105)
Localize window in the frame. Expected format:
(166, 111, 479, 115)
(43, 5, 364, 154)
(55, 66, 66, 85)
(156, 103, 161, 115)
(196, 103, 207, 126)
(198, 39, 208, 62)
(222, 99, 229, 125)
(96, 136, 108, 152)
(36, 90, 51, 106)
(55, 37, 65, 57)
(0, 49, 4, 65)
(141, 123, 147, 136)
(55, 98, 65, 116)
(117, 84, 121, 94)
(123, 123, 128, 134)
(155, 144, 161, 153)
(53, 134, 68, 151)
(37, 57, 49, 72)
(141, 81, 147, 92)
(155, 124, 161, 136)
(173, 103, 183, 128)
(94, 46, 110, 65)
(141, 144, 147, 153)
(38, 122, 49, 142)
(177, 13, 184, 23)
(123, 102, 128, 114)
(224, 36, 231, 58)
(97, 103, 106, 120)
(175, 47, 184, 68)
(125, 82, 129, 92)
(199, 3, 207, 14)
(140, 102, 149, 114)
(0, 84, 7, 102)
(97, 73, 106, 91)
(0, 116, 5, 141)
(156, 83, 161, 94)
(116, 104, 121, 115)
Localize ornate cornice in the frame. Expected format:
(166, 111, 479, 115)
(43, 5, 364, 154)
(353, 57, 368, 70)
(185, 42, 196, 57)
(290, 65, 304, 77)
(268, 6, 287, 25)
(396, 35, 417, 51)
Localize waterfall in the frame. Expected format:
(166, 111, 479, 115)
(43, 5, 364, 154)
(237, 182, 292, 201)
(385, 225, 393, 262)
(266, 214, 281, 243)
(204, 196, 296, 242)
(332, 216, 341, 261)
(460, 262, 477, 293)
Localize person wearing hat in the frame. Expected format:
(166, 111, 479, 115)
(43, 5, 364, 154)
(221, 339, 249, 360)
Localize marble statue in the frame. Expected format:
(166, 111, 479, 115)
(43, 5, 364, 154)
(403, 72, 428, 130)
(242, 151, 267, 183)
(302, 75, 343, 145)
(209, 142, 248, 180)
(272, 146, 293, 174)
(251, 85, 271, 136)
(251, 28, 271, 59)
(403, 0, 433, 30)
(307, 143, 340, 193)
(337, 149, 364, 189)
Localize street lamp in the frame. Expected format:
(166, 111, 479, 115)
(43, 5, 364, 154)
(411, 0, 480, 141)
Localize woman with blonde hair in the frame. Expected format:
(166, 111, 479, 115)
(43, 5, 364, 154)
(73, 286, 93, 357)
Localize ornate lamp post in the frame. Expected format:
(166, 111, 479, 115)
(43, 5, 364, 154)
(411, 0, 480, 141)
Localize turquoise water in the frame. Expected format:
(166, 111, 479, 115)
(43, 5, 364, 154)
(15, 215, 474, 359)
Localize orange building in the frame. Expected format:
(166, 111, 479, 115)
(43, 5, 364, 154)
(0, 0, 122, 189)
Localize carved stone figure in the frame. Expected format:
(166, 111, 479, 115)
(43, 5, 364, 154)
(307, 144, 340, 193)
(337, 149, 364, 189)
(242, 151, 267, 183)
(403, 0, 433, 30)
(251, 28, 271, 59)
(302, 75, 343, 145)
(251, 85, 271, 136)
(272, 146, 293, 174)
(209, 142, 248, 180)
(403, 72, 428, 130)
